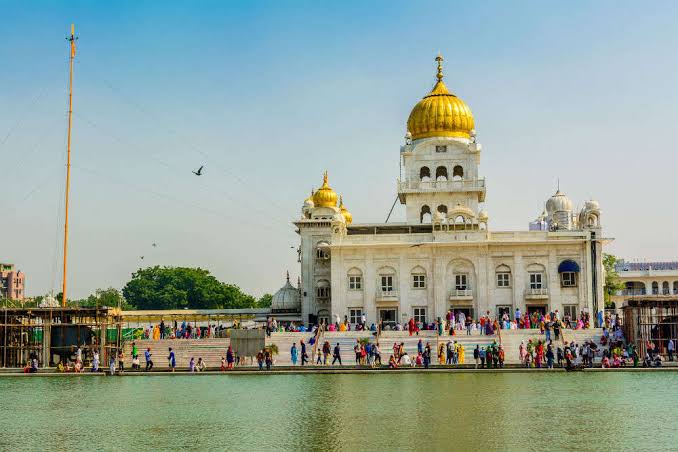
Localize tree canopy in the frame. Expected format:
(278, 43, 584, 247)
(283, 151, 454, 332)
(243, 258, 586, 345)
(122, 266, 260, 310)
(603, 253, 625, 308)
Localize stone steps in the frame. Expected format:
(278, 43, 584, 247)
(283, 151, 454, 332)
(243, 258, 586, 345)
(122, 329, 604, 368)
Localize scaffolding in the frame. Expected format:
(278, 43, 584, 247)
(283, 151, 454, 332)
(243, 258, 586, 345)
(623, 298, 678, 357)
(0, 307, 122, 368)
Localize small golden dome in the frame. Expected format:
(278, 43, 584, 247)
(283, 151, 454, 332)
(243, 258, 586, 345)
(303, 190, 315, 207)
(312, 172, 338, 208)
(339, 195, 352, 224)
(407, 54, 474, 140)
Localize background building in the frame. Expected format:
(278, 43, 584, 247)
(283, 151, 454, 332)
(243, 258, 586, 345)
(293, 55, 606, 327)
(611, 260, 678, 306)
(0, 263, 25, 301)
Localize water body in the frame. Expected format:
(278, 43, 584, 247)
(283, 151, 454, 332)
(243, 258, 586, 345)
(0, 372, 675, 451)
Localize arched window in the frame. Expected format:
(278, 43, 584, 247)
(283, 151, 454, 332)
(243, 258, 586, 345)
(453, 215, 466, 224)
(347, 267, 363, 291)
(652, 281, 659, 295)
(377, 266, 397, 294)
(411, 265, 426, 289)
(526, 263, 547, 290)
(673, 281, 678, 295)
(316, 279, 330, 300)
(495, 264, 511, 288)
(435, 166, 448, 181)
(437, 205, 448, 214)
(452, 165, 464, 180)
(663, 281, 670, 295)
(419, 166, 431, 181)
(316, 242, 330, 260)
(420, 205, 432, 224)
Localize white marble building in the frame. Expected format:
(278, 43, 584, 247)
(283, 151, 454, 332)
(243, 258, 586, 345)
(292, 55, 606, 327)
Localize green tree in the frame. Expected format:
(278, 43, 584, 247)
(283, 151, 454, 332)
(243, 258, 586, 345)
(122, 266, 259, 310)
(257, 293, 273, 308)
(72, 287, 130, 309)
(603, 253, 625, 308)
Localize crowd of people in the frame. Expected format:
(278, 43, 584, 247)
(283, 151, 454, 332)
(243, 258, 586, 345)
(38, 307, 677, 373)
(142, 320, 231, 340)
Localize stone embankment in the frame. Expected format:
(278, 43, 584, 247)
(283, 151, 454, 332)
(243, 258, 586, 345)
(119, 328, 605, 369)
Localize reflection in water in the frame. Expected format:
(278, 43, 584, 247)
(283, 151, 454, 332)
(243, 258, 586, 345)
(0, 373, 675, 451)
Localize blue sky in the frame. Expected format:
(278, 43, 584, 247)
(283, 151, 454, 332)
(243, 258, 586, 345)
(2, 1, 678, 298)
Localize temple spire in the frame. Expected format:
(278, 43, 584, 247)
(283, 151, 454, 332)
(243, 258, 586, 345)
(435, 53, 444, 82)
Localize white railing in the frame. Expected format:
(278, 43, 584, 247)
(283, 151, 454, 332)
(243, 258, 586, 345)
(397, 178, 486, 192)
(450, 289, 473, 297)
(376, 289, 399, 298)
(525, 288, 549, 296)
(618, 289, 647, 296)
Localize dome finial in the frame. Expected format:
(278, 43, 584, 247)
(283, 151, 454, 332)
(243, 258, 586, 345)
(286, 270, 290, 282)
(323, 170, 328, 186)
(435, 52, 444, 82)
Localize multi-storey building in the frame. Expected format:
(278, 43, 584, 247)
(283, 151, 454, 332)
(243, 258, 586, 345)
(0, 263, 25, 301)
(291, 55, 606, 327)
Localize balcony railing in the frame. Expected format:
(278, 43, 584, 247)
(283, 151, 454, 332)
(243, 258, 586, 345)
(620, 289, 647, 296)
(376, 289, 399, 299)
(397, 178, 486, 193)
(449, 289, 473, 298)
(525, 288, 549, 297)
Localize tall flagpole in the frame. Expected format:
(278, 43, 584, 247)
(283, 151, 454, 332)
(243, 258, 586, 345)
(62, 24, 76, 307)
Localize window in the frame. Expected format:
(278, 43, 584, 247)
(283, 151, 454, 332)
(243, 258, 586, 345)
(413, 307, 427, 323)
(455, 274, 468, 290)
(496, 272, 511, 288)
(316, 248, 329, 259)
(452, 165, 464, 179)
(561, 272, 576, 287)
(529, 272, 544, 289)
(563, 304, 578, 319)
(412, 274, 426, 289)
(316, 286, 330, 298)
(381, 275, 394, 292)
(348, 276, 362, 290)
(349, 308, 362, 325)
(435, 145, 447, 153)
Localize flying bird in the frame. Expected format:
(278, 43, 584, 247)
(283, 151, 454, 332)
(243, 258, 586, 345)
(140, 256, 144, 260)
(192, 165, 204, 176)
(152, 243, 157, 247)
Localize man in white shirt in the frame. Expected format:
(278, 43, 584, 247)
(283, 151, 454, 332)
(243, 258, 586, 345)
(668, 339, 675, 362)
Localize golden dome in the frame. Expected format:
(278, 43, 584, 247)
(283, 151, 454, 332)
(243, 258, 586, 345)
(407, 54, 474, 140)
(312, 172, 338, 208)
(339, 195, 353, 224)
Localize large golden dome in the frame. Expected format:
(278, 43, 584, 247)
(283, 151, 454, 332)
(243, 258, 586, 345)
(312, 172, 338, 208)
(407, 54, 474, 140)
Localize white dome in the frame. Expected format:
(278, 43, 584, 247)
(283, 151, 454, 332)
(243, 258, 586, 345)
(303, 198, 314, 208)
(546, 190, 573, 214)
(584, 200, 600, 211)
(478, 210, 489, 221)
(271, 274, 301, 312)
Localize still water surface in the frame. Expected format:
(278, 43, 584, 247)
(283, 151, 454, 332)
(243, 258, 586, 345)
(0, 372, 676, 451)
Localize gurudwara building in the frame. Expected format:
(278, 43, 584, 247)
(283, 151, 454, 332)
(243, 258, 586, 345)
(286, 55, 606, 328)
